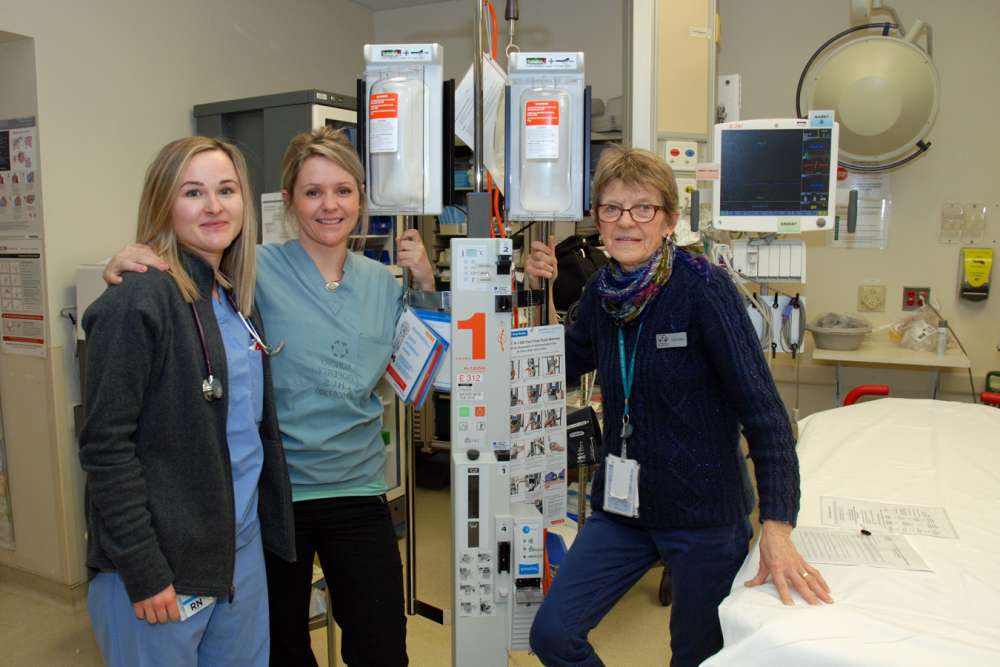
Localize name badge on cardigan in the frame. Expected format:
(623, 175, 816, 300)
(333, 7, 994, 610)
(656, 332, 687, 349)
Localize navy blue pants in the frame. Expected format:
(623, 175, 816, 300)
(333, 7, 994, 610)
(530, 510, 752, 667)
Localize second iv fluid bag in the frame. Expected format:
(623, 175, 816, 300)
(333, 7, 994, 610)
(369, 69, 430, 209)
(519, 80, 571, 212)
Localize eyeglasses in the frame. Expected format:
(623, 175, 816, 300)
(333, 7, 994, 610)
(596, 203, 666, 224)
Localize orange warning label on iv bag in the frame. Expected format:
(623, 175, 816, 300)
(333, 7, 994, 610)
(370, 93, 399, 119)
(525, 100, 560, 126)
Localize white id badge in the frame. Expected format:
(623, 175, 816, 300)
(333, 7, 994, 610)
(604, 453, 640, 518)
(177, 594, 216, 621)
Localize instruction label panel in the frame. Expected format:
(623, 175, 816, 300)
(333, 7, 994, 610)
(524, 100, 560, 160)
(369, 92, 399, 153)
(509, 325, 567, 527)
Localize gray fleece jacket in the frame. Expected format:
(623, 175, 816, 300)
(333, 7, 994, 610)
(79, 249, 295, 603)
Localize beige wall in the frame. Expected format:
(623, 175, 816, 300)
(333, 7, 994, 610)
(0, 0, 373, 592)
(373, 0, 626, 104)
(0, 37, 37, 119)
(717, 0, 1000, 411)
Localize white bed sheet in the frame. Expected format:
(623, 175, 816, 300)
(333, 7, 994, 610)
(704, 398, 1000, 666)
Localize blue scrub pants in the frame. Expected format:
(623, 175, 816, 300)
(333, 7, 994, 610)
(529, 510, 752, 667)
(87, 524, 269, 667)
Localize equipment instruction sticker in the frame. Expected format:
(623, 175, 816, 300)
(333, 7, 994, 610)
(509, 325, 567, 527)
(369, 92, 399, 153)
(524, 100, 560, 160)
(454, 243, 494, 292)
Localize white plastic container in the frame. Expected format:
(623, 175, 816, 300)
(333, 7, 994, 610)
(507, 52, 585, 221)
(519, 80, 571, 212)
(369, 69, 429, 209)
(363, 43, 443, 216)
(936, 320, 949, 355)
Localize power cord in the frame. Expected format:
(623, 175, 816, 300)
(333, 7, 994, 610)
(710, 243, 774, 351)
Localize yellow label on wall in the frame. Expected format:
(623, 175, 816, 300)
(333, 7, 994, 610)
(962, 248, 993, 288)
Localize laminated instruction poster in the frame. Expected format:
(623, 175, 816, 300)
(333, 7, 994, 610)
(0, 240, 47, 357)
(0, 117, 48, 358)
(0, 117, 42, 239)
(509, 325, 567, 527)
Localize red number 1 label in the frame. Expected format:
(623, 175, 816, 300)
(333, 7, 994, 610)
(457, 312, 486, 360)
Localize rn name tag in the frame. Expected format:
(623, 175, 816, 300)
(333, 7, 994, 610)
(656, 332, 687, 349)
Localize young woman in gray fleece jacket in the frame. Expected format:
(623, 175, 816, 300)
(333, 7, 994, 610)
(79, 137, 294, 666)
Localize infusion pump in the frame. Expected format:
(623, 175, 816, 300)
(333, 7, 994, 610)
(449, 237, 546, 664)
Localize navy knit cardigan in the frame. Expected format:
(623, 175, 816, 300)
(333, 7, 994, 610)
(568, 249, 800, 528)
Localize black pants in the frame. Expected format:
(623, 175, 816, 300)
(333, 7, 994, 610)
(264, 495, 407, 666)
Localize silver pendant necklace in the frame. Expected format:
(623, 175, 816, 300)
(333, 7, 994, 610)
(324, 280, 341, 292)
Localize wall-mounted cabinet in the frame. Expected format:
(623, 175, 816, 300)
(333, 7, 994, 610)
(655, 0, 716, 140)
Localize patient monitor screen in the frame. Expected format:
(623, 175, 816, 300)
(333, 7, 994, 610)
(720, 128, 833, 216)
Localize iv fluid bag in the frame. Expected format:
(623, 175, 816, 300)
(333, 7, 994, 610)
(519, 86, 571, 213)
(370, 72, 429, 209)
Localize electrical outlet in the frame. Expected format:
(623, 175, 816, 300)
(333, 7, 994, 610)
(858, 285, 886, 312)
(901, 286, 931, 311)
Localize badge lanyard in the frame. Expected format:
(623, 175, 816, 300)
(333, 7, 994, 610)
(617, 320, 644, 459)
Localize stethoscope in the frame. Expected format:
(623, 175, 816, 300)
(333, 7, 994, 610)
(190, 290, 285, 402)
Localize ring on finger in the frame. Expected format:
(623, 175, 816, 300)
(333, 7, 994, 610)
(801, 571, 810, 578)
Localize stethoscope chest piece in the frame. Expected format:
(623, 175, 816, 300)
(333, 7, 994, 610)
(202, 374, 224, 402)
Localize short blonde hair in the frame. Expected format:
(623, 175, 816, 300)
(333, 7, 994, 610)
(136, 137, 257, 313)
(591, 146, 680, 217)
(281, 126, 367, 237)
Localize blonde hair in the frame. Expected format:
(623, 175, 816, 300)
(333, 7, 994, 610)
(591, 146, 680, 217)
(281, 126, 367, 239)
(136, 137, 257, 313)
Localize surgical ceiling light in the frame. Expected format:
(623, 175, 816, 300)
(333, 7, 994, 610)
(796, 1, 939, 173)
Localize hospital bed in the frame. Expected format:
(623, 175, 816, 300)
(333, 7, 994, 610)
(704, 398, 1000, 666)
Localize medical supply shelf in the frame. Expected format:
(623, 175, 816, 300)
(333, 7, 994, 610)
(812, 332, 971, 403)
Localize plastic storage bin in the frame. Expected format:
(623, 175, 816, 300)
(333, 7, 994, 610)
(806, 322, 872, 350)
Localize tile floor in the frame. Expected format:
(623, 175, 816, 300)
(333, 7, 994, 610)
(0, 486, 696, 666)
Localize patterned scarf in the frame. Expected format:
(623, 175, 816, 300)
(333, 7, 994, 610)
(597, 239, 675, 325)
